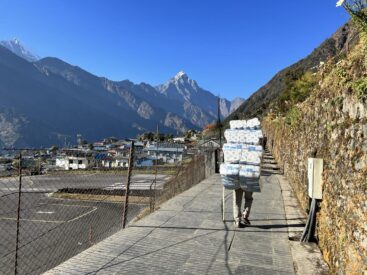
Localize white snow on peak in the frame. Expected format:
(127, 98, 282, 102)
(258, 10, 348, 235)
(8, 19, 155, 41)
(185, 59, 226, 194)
(0, 38, 40, 62)
(174, 70, 187, 80)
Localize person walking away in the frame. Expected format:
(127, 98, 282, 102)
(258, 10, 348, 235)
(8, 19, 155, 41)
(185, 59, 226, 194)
(233, 189, 253, 227)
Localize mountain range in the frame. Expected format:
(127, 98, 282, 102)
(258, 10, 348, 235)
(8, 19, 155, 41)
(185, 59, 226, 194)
(0, 39, 243, 148)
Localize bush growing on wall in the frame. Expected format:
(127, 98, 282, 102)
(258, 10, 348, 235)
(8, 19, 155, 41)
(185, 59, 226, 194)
(273, 71, 317, 114)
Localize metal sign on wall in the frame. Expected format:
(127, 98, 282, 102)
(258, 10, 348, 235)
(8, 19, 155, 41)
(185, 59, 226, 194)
(308, 158, 323, 199)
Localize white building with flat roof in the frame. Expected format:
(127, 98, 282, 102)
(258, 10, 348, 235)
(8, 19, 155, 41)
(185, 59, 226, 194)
(55, 150, 94, 170)
(145, 142, 186, 163)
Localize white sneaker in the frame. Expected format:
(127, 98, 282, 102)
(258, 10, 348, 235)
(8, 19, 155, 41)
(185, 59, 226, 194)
(234, 218, 245, 228)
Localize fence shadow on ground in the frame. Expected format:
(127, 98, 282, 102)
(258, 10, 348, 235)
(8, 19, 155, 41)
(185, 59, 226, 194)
(0, 147, 217, 274)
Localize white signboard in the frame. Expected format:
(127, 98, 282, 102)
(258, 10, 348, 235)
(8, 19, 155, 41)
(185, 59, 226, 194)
(308, 158, 323, 199)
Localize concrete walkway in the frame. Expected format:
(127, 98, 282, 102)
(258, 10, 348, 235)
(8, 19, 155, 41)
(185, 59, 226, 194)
(45, 167, 301, 275)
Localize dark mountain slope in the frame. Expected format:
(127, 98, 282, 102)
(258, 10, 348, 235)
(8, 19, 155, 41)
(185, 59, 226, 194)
(0, 47, 135, 147)
(36, 58, 198, 131)
(0, 47, 179, 147)
(37, 60, 227, 129)
(227, 22, 358, 121)
(0, 41, 240, 147)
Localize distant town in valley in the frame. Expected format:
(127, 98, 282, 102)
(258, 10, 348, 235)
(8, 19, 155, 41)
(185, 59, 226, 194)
(0, 129, 221, 174)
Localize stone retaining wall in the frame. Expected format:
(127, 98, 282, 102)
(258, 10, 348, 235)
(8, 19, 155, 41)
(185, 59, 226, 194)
(262, 38, 367, 273)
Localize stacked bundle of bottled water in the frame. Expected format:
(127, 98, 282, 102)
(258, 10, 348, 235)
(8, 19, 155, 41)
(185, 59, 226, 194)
(220, 118, 263, 192)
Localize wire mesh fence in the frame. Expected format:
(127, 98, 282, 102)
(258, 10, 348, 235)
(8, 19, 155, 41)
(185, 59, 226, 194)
(0, 145, 217, 274)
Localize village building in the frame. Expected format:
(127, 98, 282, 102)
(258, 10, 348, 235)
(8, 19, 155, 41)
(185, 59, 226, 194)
(145, 142, 186, 163)
(55, 150, 94, 170)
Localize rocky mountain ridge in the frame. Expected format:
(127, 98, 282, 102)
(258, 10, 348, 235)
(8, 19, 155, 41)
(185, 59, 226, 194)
(226, 22, 358, 121)
(0, 41, 243, 147)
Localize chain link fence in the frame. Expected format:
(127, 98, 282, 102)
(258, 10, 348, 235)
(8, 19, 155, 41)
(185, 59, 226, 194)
(0, 145, 216, 274)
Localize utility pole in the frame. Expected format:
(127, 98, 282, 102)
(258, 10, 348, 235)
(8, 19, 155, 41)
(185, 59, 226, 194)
(14, 152, 22, 275)
(150, 125, 159, 212)
(122, 141, 134, 228)
(217, 96, 222, 147)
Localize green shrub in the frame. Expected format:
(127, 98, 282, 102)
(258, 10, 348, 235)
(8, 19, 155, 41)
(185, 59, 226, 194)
(285, 107, 301, 128)
(276, 71, 317, 114)
(330, 96, 344, 108)
(352, 78, 367, 100)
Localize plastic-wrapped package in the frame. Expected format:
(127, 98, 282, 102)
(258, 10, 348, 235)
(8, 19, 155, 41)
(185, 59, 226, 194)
(220, 163, 240, 175)
(220, 163, 240, 189)
(239, 165, 261, 178)
(222, 118, 264, 191)
(224, 129, 249, 143)
(240, 144, 263, 164)
(246, 118, 261, 129)
(246, 135, 260, 145)
(239, 165, 261, 192)
(224, 129, 237, 143)
(237, 130, 248, 142)
(224, 129, 236, 143)
(221, 175, 241, 190)
(230, 120, 247, 129)
(244, 130, 263, 143)
(239, 178, 261, 192)
(223, 143, 242, 163)
(246, 145, 263, 152)
(254, 129, 263, 138)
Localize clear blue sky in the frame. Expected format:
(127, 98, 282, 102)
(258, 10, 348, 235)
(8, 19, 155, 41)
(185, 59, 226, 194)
(0, 0, 349, 100)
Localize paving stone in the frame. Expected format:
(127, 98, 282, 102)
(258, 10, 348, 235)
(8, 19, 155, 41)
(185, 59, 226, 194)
(45, 173, 296, 274)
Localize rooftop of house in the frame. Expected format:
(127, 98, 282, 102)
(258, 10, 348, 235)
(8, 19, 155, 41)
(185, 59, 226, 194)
(145, 144, 186, 153)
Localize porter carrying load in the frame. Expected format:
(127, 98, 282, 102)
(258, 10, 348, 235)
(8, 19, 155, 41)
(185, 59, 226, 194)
(220, 118, 263, 227)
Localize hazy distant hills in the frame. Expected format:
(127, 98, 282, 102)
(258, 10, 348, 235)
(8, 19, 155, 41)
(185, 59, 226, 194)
(0, 39, 243, 147)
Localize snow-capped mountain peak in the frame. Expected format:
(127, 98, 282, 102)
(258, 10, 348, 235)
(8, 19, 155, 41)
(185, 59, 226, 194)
(171, 71, 198, 89)
(155, 71, 242, 120)
(174, 70, 187, 80)
(0, 38, 40, 62)
(156, 71, 199, 101)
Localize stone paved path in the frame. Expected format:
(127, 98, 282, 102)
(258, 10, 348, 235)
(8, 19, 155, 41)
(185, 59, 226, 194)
(45, 170, 296, 274)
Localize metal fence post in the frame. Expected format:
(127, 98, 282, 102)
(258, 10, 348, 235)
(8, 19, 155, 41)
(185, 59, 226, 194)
(122, 141, 134, 229)
(150, 136, 159, 213)
(14, 152, 22, 275)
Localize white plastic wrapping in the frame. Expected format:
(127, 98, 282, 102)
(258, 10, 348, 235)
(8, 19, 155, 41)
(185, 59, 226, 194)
(246, 145, 263, 153)
(239, 165, 261, 178)
(224, 129, 238, 143)
(225, 129, 263, 144)
(240, 145, 263, 165)
(224, 129, 248, 143)
(239, 178, 261, 192)
(221, 175, 241, 190)
(245, 130, 262, 144)
(221, 117, 263, 192)
(239, 165, 261, 192)
(220, 163, 241, 189)
(220, 163, 240, 175)
(229, 120, 247, 129)
(246, 118, 261, 129)
(223, 143, 242, 163)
